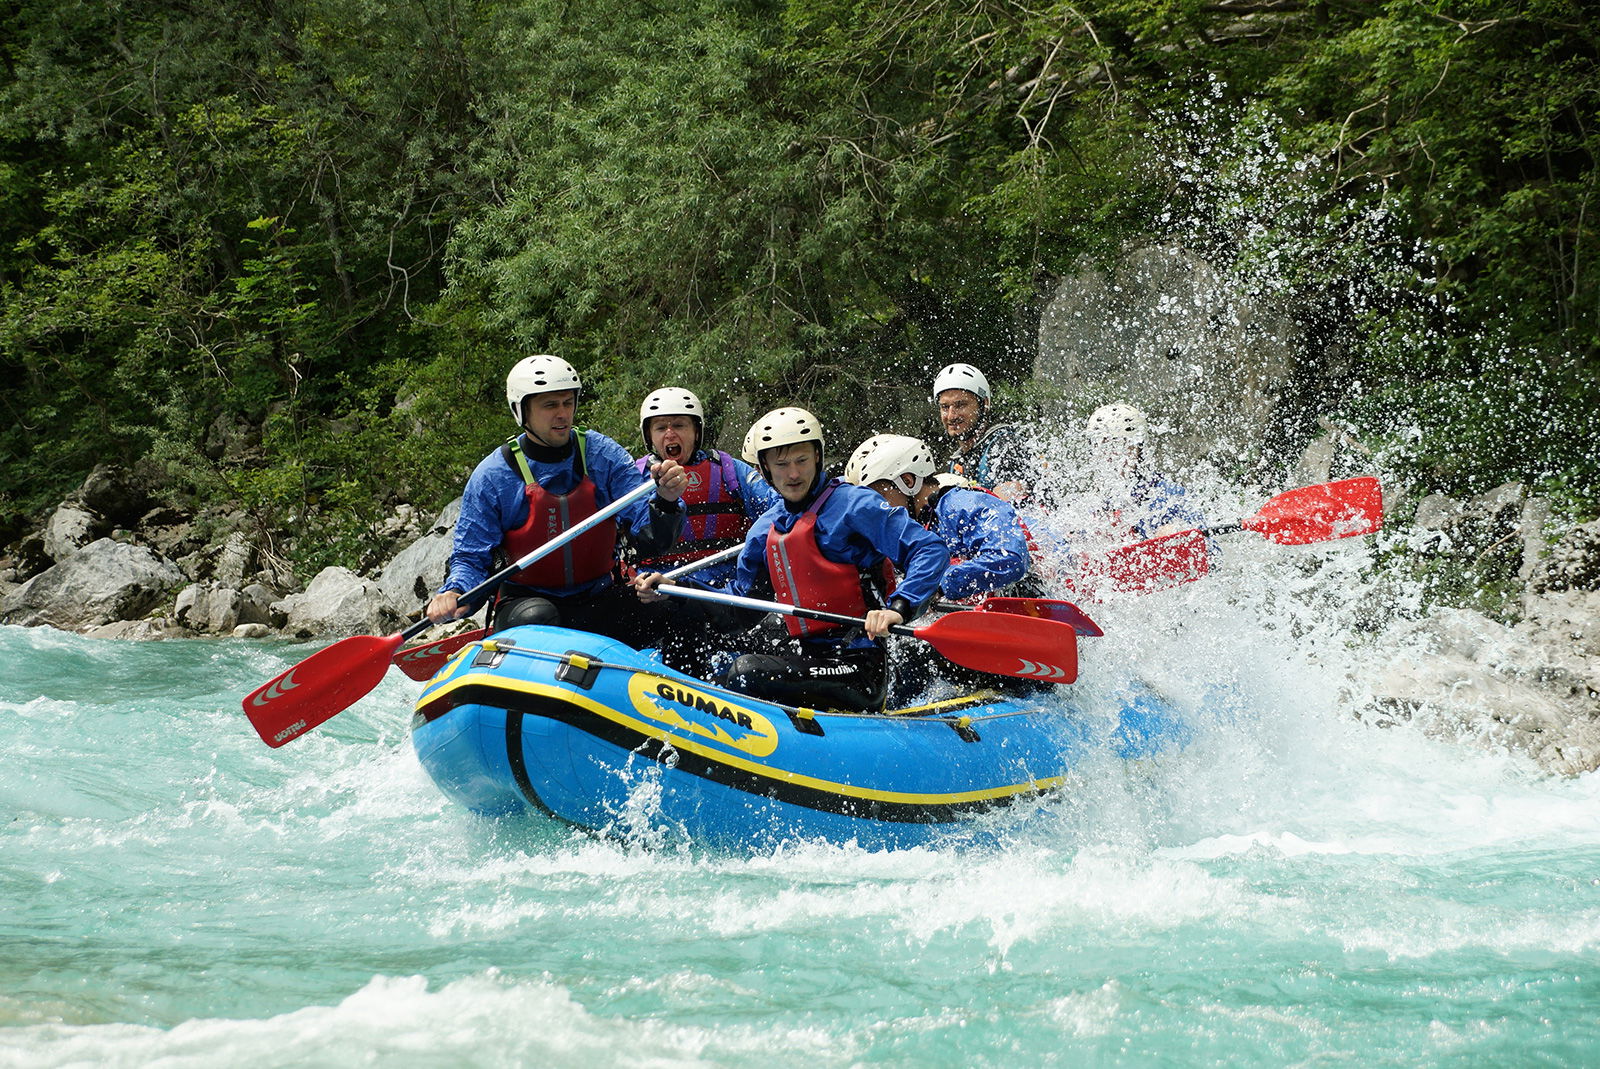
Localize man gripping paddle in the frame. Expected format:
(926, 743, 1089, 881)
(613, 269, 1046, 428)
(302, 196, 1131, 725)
(427, 355, 689, 644)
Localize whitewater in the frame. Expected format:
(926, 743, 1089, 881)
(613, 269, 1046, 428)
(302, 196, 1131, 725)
(4, 522, 1598, 1068)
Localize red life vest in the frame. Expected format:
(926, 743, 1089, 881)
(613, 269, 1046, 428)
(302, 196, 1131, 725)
(765, 481, 876, 638)
(501, 433, 617, 589)
(631, 451, 749, 569)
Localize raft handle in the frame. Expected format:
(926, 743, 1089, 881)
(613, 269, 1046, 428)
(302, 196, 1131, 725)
(949, 715, 981, 744)
(786, 707, 826, 737)
(473, 639, 515, 669)
(556, 650, 600, 690)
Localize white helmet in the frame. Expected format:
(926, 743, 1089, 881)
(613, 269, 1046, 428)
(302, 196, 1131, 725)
(742, 407, 823, 463)
(1085, 402, 1147, 443)
(638, 387, 704, 449)
(931, 363, 991, 404)
(844, 434, 936, 497)
(506, 355, 582, 425)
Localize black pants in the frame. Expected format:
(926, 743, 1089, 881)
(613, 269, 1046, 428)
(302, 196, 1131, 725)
(492, 581, 670, 648)
(717, 621, 888, 713)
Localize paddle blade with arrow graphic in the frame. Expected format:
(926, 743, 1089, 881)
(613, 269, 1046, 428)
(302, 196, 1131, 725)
(392, 629, 489, 681)
(915, 609, 1079, 683)
(244, 632, 409, 747)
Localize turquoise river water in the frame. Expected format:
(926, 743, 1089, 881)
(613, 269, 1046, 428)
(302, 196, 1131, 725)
(3, 559, 1599, 1067)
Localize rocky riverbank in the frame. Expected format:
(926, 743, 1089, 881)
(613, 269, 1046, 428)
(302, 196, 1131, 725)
(3, 463, 1596, 775)
(0, 464, 457, 642)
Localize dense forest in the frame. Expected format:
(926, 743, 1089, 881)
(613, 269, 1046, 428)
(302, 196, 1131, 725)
(2, 0, 1597, 578)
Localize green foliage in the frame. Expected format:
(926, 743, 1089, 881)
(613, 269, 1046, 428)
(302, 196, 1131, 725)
(1, 0, 1597, 579)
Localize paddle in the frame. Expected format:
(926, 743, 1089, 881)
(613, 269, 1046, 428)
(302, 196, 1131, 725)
(654, 583, 1078, 683)
(243, 478, 661, 747)
(933, 597, 1103, 638)
(1101, 476, 1384, 593)
(392, 627, 490, 681)
(391, 544, 749, 681)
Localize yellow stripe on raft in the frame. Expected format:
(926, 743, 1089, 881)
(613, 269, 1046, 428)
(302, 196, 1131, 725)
(419, 671, 1067, 808)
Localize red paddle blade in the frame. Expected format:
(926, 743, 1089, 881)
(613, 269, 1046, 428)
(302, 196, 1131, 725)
(1100, 528, 1209, 593)
(1243, 476, 1384, 545)
(918, 611, 1078, 684)
(243, 632, 405, 747)
(974, 597, 1104, 638)
(393, 628, 488, 681)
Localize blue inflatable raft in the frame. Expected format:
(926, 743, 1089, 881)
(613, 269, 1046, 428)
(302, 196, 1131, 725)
(411, 623, 1184, 849)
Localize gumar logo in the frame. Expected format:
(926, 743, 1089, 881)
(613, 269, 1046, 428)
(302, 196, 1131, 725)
(685, 469, 703, 492)
(627, 674, 779, 757)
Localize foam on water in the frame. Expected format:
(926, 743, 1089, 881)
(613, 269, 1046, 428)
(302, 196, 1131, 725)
(2, 611, 1597, 1067)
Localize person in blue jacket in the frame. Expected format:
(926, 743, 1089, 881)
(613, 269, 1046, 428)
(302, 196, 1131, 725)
(932, 362, 1035, 505)
(843, 433, 1040, 601)
(630, 386, 779, 586)
(635, 407, 948, 712)
(1078, 402, 1204, 540)
(426, 355, 688, 642)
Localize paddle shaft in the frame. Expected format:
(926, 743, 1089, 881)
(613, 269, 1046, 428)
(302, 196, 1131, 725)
(657, 583, 916, 636)
(421, 478, 662, 638)
(660, 543, 743, 581)
(393, 540, 740, 680)
(656, 582, 1077, 683)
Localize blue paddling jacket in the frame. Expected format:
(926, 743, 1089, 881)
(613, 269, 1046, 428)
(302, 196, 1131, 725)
(715, 475, 948, 649)
(442, 430, 684, 600)
(919, 485, 1032, 601)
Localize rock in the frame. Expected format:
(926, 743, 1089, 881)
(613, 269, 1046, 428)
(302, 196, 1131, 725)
(212, 532, 258, 590)
(83, 618, 191, 640)
(377, 499, 459, 614)
(1517, 589, 1600, 659)
(77, 464, 149, 525)
(1530, 519, 1600, 593)
(1370, 590, 1600, 775)
(273, 566, 403, 638)
(7, 532, 51, 582)
(204, 411, 262, 463)
(1404, 484, 1548, 611)
(238, 583, 278, 627)
(174, 582, 244, 633)
(233, 622, 272, 639)
(1470, 482, 1524, 522)
(1, 538, 186, 631)
(1291, 417, 1376, 489)
(1412, 493, 1464, 531)
(141, 512, 197, 563)
(41, 504, 105, 563)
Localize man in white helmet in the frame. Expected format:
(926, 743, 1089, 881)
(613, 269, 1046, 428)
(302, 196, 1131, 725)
(425, 355, 689, 641)
(630, 386, 778, 586)
(932, 362, 1033, 503)
(1078, 402, 1203, 540)
(844, 433, 1036, 602)
(635, 407, 947, 711)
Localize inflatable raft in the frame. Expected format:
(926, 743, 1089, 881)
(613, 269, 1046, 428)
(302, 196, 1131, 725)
(411, 623, 1184, 849)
